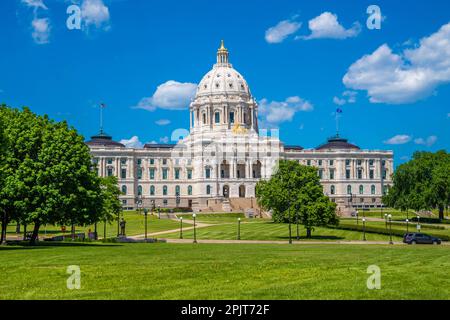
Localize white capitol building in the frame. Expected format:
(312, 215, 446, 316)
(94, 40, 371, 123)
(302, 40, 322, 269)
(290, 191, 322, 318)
(86, 41, 394, 215)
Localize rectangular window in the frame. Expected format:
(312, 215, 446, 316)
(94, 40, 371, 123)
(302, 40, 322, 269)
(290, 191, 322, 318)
(329, 160, 334, 166)
(346, 169, 351, 179)
(149, 168, 155, 180)
(162, 159, 167, 166)
(382, 169, 387, 180)
(137, 168, 142, 180)
(307, 160, 311, 166)
(318, 169, 323, 179)
(162, 168, 168, 180)
(107, 158, 113, 165)
(205, 168, 211, 179)
(187, 169, 192, 180)
(229, 112, 235, 123)
(175, 168, 180, 180)
(330, 169, 335, 180)
(357, 160, 362, 166)
(369, 159, 374, 166)
(215, 112, 220, 124)
(121, 169, 127, 179)
(137, 159, 142, 166)
(107, 168, 113, 177)
(358, 169, 362, 179)
(149, 158, 155, 165)
(318, 160, 323, 166)
(369, 170, 374, 179)
(120, 158, 127, 165)
(345, 159, 351, 166)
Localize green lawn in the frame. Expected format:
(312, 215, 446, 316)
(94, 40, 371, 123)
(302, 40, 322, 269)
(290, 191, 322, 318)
(163, 220, 402, 242)
(6, 211, 186, 239)
(1, 242, 449, 300)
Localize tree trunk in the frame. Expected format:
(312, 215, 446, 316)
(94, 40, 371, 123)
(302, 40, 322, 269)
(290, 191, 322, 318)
(0, 212, 8, 245)
(16, 222, 20, 234)
(306, 228, 312, 238)
(23, 224, 27, 241)
(29, 222, 40, 245)
(439, 206, 444, 221)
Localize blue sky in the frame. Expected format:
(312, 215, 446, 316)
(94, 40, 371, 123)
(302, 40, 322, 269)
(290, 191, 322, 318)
(1, 0, 449, 166)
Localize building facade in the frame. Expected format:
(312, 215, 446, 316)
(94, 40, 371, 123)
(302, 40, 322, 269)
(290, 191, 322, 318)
(86, 42, 394, 215)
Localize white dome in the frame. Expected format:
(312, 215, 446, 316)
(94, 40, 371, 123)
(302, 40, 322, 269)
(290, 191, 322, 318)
(196, 65, 251, 97)
(195, 41, 251, 98)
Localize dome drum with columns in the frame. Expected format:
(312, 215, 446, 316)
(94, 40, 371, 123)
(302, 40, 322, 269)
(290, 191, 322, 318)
(87, 41, 394, 216)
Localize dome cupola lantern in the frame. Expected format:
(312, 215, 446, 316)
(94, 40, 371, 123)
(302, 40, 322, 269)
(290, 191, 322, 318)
(216, 40, 230, 66)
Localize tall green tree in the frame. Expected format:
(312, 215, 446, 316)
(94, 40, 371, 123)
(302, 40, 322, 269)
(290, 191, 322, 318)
(0, 106, 106, 244)
(100, 175, 123, 234)
(256, 160, 338, 238)
(384, 151, 449, 220)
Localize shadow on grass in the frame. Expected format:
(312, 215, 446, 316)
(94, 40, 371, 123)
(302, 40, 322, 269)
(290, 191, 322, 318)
(0, 240, 122, 250)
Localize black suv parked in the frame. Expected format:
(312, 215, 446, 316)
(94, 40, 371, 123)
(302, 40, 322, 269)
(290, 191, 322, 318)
(403, 233, 441, 245)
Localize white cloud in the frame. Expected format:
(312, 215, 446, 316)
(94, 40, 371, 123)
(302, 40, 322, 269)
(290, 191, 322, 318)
(31, 17, 50, 44)
(135, 80, 197, 112)
(333, 90, 357, 106)
(414, 135, 437, 147)
(81, 0, 110, 29)
(265, 18, 302, 44)
(299, 12, 360, 40)
(21, 0, 47, 10)
(159, 136, 169, 144)
(21, 0, 50, 44)
(120, 136, 143, 149)
(259, 96, 313, 124)
(155, 119, 171, 126)
(343, 22, 450, 104)
(383, 135, 412, 145)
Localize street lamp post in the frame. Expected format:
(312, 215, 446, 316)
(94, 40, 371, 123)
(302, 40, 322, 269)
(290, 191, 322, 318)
(288, 206, 292, 244)
(193, 213, 197, 244)
(296, 212, 300, 241)
(237, 217, 241, 240)
(406, 219, 409, 233)
(384, 213, 388, 230)
(144, 208, 148, 241)
(158, 205, 161, 219)
(362, 217, 366, 241)
(388, 214, 393, 245)
(180, 217, 183, 239)
(356, 210, 359, 226)
(416, 215, 421, 232)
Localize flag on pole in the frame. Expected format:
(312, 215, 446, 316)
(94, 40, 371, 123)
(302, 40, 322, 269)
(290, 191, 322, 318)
(100, 103, 106, 108)
(336, 108, 343, 113)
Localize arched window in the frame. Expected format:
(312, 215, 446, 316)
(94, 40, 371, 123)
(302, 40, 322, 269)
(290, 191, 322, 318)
(229, 111, 235, 123)
(359, 185, 364, 195)
(150, 185, 155, 196)
(175, 185, 180, 196)
(188, 185, 193, 196)
(215, 112, 220, 124)
(330, 185, 335, 195)
(121, 185, 127, 195)
(347, 185, 352, 195)
(202, 113, 206, 124)
(371, 185, 376, 195)
(206, 185, 211, 195)
(137, 185, 142, 196)
(163, 185, 168, 196)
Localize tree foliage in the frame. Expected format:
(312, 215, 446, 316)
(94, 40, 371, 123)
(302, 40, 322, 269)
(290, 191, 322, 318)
(383, 150, 450, 220)
(0, 105, 120, 244)
(256, 160, 338, 237)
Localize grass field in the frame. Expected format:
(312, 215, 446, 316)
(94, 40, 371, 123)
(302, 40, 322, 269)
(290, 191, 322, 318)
(163, 220, 401, 242)
(1, 242, 449, 300)
(6, 211, 185, 239)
